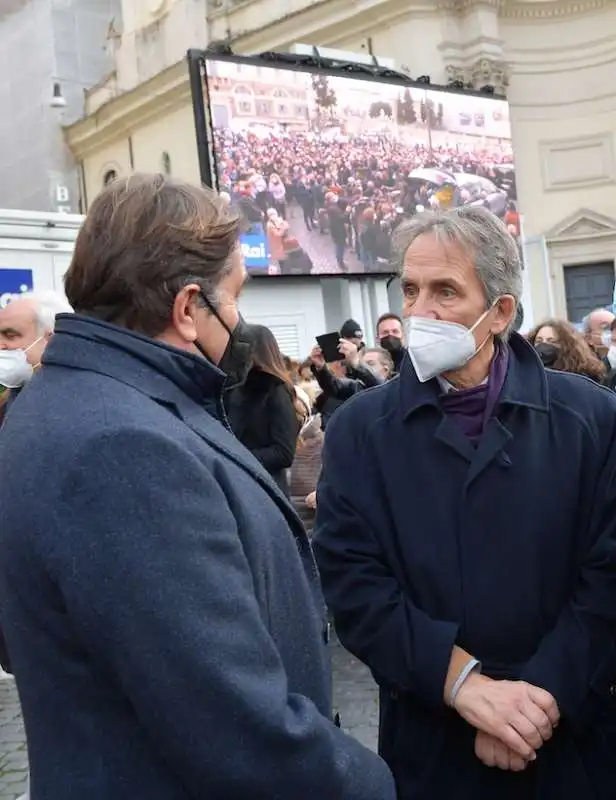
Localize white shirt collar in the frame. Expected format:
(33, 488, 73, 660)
(436, 374, 489, 394)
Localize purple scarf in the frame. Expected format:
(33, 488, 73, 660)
(439, 344, 509, 444)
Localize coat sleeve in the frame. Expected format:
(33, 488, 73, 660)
(313, 366, 364, 401)
(347, 363, 383, 389)
(313, 406, 459, 710)
(56, 428, 395, 800)
(521, 429, 616, 730)
(250, 385, 298, 472)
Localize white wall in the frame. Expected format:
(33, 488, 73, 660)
(239, 278, 326, 360)
(240, 276, 394, 359)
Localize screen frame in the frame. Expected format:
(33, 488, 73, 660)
(187, 48, 509, 279)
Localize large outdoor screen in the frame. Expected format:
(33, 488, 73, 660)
(204, 56, 519, 277)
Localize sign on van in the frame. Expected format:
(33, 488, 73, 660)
(0, 269, 34, 309)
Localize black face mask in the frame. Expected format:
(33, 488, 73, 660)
(535, 342, 559, 368)
(379, 335, 403, 354)
(197, 292, 254, 388)
(380, 335, 405, 369)
(218, 316, 254, 388)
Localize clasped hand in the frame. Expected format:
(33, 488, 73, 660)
(454, 674, 560, 771)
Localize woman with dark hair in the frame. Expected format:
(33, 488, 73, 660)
(225, 324, 306, 495)
(527, 318, 606, 381)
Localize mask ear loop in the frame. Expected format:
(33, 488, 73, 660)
(471, 299, 501, 355)
(198, 291, 233, 337)
(192, 290, 236, 361)
(23, 335, 45, 370)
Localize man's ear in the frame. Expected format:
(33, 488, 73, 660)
(491, 295, 516, 336)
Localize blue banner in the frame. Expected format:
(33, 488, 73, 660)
(240, 225, 269, 271)
(0, 269, 34, 309)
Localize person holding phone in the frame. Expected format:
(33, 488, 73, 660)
(310, 334, 383, 429)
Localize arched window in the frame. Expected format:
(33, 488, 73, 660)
(161, 152, 171, 175)
(103, 169, 117, 186)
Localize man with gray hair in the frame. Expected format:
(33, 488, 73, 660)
(0, 291, 73, 418)
(314, 206, 616, 798)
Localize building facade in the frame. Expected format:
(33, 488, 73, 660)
(0, 0, 122, 214)
(65, 0, 616, 336)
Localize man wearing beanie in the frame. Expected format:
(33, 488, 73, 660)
(339, 318, 364, 351)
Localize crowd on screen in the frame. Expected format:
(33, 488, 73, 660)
(214, 128, 519, 272)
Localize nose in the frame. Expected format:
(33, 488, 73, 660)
(408, 292, 439, 320)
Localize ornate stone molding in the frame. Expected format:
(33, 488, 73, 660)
(445, 65, 467, 84)
(445, 58, 510, 93)
(437, 0, 611, 17)
(502, 0, 610, 18)
(545, 207, 616, 242)
(437, 0, 503, 11)
(469, 57, 509, 92)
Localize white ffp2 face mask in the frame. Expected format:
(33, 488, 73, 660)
(404, 307, 494, 383)
(0, 349, 34, 389)
(0, 336, 43, 389)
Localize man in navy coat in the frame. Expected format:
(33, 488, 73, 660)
(314, 205, 616, 799)
(0, 174, 395, 799)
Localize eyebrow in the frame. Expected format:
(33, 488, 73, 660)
(401, 275, 464, 289)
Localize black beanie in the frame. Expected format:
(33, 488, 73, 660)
(340, 318, 363, 340)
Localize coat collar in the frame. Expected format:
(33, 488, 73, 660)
(399, 332, 549, 420)
(43, 315, 318, 569)
(44, 314, 227, 416)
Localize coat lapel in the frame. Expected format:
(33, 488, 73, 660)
(175, 399, 317, 568)
(464, 417, 513, 489)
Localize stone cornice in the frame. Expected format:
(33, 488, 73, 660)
(436, 0, 502, 11)
(64, 60, 189, 160)
(212, 0, 616, 55)
(436, 0, 612, 15)
(210, 0, 437, 53)
(502, 0, 611, 17)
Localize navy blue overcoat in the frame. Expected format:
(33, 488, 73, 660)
(314, 333, 616, 799)
(0, 314, 395, 800)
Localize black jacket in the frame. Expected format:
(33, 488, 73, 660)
(313, 363, 382, 429)
(225, 369, 300, 494)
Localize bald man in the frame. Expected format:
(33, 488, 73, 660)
(0, 291, 73, 419)
(584, 307, 615, 367)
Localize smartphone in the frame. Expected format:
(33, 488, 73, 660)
(316, 332, 345, 363)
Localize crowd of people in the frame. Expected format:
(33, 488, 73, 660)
(1, 174, 616, 800)
(215, 128, 518, 274)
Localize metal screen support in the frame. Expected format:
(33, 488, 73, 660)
(187, 49, 214, 188)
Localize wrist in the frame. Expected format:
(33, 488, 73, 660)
(444, 645, 473, 701)
(449, 659, 482, 708)
(452, 671, 491, 715)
